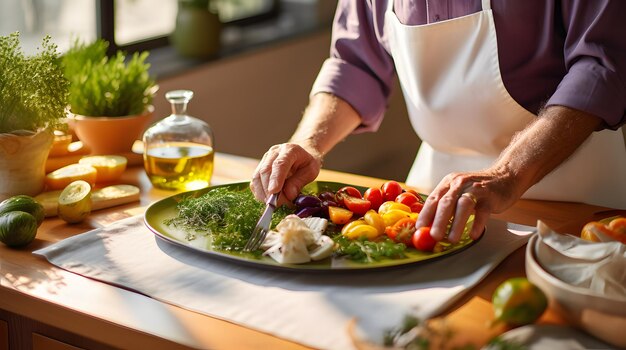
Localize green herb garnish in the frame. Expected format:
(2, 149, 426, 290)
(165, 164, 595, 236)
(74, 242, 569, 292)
(165, 187, 291, 251)
(333, 235, 407, 262)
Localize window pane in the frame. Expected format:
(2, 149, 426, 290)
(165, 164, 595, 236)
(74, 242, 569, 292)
(218, 0, 275, 23)
(0, 0, 96, 54)
(115, 0, 177, 46)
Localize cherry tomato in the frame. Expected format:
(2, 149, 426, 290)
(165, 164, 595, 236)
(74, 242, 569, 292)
(385, 217, 416, 246)
(404, 188, 421, 198)
(342, 195, 371, 215)
(412, 226, 436, 252)
(382, 209, 411, 228)
(328, 206, 353, 225)
(410, 202, 424, 213)
(381, 180, 403, 202)
(363, 187, 383, 211)
(395, 192, 424, 213)
(342, 221, 380, 240)
(336, 186, 362, 199)
(341, 219, 366, 235)
(378, 201, 411, 215)
(363, 209, 386, 235)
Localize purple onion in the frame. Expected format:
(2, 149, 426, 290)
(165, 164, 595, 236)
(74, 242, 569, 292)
(295, 206, 322, 218)
(294, 194, 322, 208)
(319, 200, 338, 218)
(318, 191, 337, 202)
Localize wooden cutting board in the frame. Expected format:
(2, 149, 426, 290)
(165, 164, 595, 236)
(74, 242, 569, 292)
(35, 184, 141, 217)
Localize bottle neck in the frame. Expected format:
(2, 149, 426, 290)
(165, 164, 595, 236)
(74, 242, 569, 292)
(171, 100, 188, 116)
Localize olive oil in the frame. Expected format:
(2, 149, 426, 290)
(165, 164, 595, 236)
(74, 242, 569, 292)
(144, 142, 214, 191)
(142, 90, 215, 191)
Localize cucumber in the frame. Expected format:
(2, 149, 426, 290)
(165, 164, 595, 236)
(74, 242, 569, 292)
(0, 211, 38, 247)
(0, 195, 45, 227)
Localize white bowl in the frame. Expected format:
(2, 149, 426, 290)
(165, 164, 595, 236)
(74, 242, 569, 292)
(525, 234, 626, 348)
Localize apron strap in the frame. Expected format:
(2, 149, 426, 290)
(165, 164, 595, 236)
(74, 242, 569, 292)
(481, 0, 492, 11)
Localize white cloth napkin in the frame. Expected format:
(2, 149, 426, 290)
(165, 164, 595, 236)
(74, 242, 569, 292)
(34, 216, 533, 350)
(536, 221, 626, 299)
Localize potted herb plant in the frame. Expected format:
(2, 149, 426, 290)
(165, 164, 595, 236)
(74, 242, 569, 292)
(62, 39, 158, 155)
(0, 32, 69, 200)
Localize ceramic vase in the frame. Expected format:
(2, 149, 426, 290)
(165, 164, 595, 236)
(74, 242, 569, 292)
(171, 1, 222, 58)
(0, 130, 53, 200)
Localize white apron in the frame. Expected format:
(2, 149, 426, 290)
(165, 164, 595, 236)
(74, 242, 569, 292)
(385, 0, 626, 209)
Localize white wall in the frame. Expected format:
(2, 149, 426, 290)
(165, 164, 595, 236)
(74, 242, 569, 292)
(153, 29, 421, 182)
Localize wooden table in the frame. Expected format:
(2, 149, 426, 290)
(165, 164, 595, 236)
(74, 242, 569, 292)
(0, 153, 620, 349)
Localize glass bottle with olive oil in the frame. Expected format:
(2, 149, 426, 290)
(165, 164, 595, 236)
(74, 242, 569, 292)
(142, 90, 214, 191)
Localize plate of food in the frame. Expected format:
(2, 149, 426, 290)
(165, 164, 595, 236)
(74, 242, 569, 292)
(144, 181, 480, 271)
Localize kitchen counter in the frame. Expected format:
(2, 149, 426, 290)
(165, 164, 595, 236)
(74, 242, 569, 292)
(0, 152, 619, 349)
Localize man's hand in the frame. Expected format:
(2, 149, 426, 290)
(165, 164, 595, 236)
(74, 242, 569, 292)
(416, 105, 603, 243)
(250, 143, 322, 204)
(249, 93, 362, 203)
(415, 167, 517, 244)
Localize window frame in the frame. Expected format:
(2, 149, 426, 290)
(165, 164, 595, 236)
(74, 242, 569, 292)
(97, 0, 280, 55)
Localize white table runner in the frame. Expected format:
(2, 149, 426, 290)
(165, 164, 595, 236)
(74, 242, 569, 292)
(35, 216, 533, 350)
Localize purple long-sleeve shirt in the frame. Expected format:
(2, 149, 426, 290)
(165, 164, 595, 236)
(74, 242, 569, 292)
(311, 0, 626, 133)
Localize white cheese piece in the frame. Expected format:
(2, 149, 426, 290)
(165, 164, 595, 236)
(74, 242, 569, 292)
(262, 215, 314, 264)
(308, 235, 334, 261)
(301, 216, 328, 240)
(262, 215, 334, 264)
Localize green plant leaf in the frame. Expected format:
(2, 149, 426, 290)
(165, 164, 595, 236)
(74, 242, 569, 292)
(0, 32, 68, 133)
(62, 39, 157, 117)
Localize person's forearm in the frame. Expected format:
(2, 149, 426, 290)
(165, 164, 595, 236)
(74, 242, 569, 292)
(492, 105, 603, 199)
(289, 92, 362, 160)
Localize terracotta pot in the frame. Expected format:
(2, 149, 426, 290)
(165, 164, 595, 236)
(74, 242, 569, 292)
(0, 130, 53, 201)
(69, 106, 154, 155)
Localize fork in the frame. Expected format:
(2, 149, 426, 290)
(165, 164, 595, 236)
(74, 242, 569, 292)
(243, 192, 279, 252)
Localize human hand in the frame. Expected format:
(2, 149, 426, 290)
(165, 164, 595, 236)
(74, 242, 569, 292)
(250, 143, 323, 205)
(415, 168, 520, 244)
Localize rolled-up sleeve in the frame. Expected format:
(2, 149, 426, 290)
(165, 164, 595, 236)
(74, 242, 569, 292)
(310, 0, 395, 133)
(547, 0, 626, 129)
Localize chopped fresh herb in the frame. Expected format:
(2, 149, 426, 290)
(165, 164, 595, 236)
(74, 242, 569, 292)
(165, 187, 292, 251)
(333, 235, 407, 262)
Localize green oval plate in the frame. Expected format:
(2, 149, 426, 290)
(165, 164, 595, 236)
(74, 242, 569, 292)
(144, 181, 480, 272)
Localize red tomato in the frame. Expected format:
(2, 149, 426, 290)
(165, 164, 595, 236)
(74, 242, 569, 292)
(381, 181, 403, 202)
(412, 226, 436, 252)
(385, 217, 417, 246)
(336, 186, 362, 199)
(410, 202, 424, 213)
(328, 206, 353, 225)
(363, 187, 383, 211)
(404, 188, 420, 198)
(343, 196, 371, 215)
(395, 192, 419, 207)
